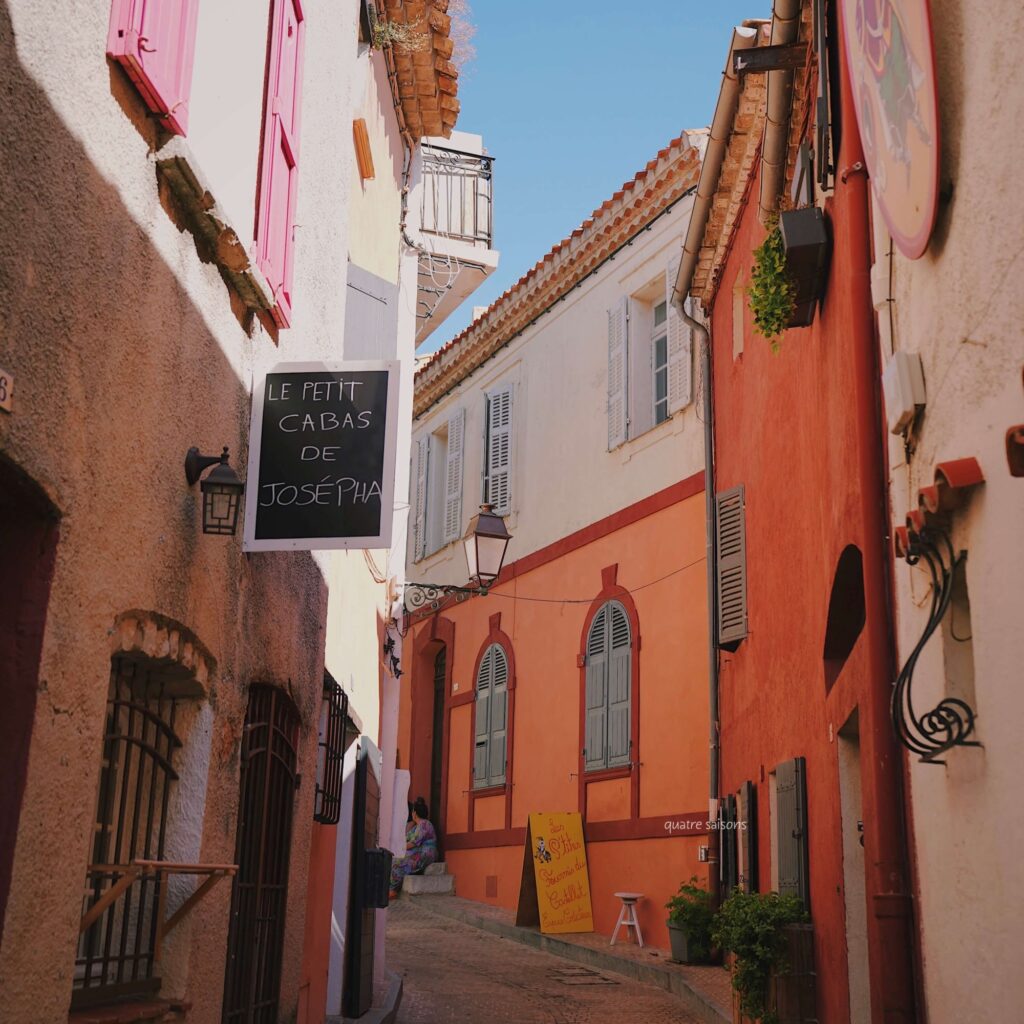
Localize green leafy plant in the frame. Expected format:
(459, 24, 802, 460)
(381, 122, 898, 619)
(664, 877, 714, 961)
(748, 221, 796, 349)
(712, 890, 807, 1024)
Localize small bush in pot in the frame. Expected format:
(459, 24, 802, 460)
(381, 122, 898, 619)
(664, 877, 714, 964)
(712, 890, 807, 1024)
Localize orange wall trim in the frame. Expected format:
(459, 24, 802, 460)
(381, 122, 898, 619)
(445, 812, 708, 850)
(406, 472, 705, 629)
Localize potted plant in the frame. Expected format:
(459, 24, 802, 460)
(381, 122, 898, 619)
(749, 211, 831, 346)
(748, 221, 797, 349)
(664, 877, 714, 964)
(711, 890, 809, 1024)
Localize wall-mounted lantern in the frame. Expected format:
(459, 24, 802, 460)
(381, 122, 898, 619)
(405, 504, 512, 614)
(184, 446, 245, 536)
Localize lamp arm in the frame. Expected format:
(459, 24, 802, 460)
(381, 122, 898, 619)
(185, 447, 228, 486)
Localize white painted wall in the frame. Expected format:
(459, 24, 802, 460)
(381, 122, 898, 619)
(873, 2, 1024, 1018)
(409, 192, 704, 584)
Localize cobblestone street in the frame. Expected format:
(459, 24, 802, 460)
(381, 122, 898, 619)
(388, 900, 707, 1024)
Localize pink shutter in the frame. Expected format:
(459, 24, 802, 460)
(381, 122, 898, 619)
(255, 0, 305, 328)
(106, 0, 200, 136)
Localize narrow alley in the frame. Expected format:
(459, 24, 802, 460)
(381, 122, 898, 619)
(387, 900, 719, 1024)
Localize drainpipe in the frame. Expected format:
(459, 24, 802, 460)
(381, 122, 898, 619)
(758, 0, 801, 223)
(671, 23, 760, 905)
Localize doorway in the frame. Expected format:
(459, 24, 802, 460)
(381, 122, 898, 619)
(838, 709, 870, 1024)
(222, 685, 301, 1024)
(0, 458, 59, 940)
(429, 646, 446, 827)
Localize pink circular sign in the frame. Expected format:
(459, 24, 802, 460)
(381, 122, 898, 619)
(841, 0, 940, 259)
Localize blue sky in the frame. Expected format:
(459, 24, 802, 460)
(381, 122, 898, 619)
(421, 0, 770, 352)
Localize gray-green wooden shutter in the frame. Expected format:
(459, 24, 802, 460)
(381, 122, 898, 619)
(665, 255, 693, 414)
(344, 262, 399, 359)
(606, 603, 632, 767)
(716, 485, 749, 646)
(412, 437, 429, 562)
(473, 648, 492, 786)
(484, 385, 513, 514)
(739, 780, 758, 893)
(775, 757, 808, 906)
(443, 408, 465, 544)
(584, 606, 609, 771)
(488, 647, 508, 786)
(607, 296, 629, 449)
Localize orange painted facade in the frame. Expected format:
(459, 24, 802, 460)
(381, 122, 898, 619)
(399, 478, 710, 949)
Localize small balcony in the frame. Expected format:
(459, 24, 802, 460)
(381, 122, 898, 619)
(412, 132, 500, 344)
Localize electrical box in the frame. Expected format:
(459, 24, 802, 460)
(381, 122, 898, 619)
(882, 351, 926, 434)
(698, 844, 710, 863)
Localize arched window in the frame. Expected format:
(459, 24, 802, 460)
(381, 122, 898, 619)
(473, 643, 508, 789)
(823, 544, 866, 692)
(584, 600, 632, 771)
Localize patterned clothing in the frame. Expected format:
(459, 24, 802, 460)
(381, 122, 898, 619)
(390, 818, 438, 892)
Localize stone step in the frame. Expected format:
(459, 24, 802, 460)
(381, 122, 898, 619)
(402, 873, 455, 896)
(423, 862, 448, 876)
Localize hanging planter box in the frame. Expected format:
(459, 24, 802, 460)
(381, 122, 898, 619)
(779, 207, 831, 328)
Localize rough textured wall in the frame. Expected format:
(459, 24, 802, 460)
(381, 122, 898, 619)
(879, 1, 1024, 1019)
(0, 0, 360, 1020)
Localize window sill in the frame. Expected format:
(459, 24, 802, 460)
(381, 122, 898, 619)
(471, 783, 506, 797)
(619, 411, 685, 463)
(155, 138, 275, 320)
(69, 998, 190, 1024)
(583, 764, 633, 782)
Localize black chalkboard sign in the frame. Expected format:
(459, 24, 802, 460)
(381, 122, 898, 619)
(243, 361, 400, 551)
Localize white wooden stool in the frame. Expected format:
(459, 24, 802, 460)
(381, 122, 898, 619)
(610, 892, 645, 947)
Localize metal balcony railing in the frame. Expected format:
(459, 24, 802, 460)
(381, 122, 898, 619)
(420, 144, 493, 247)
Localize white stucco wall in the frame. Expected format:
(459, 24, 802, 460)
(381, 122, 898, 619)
(409, 193, 705, 585)
(872, 2, 1024, 1019)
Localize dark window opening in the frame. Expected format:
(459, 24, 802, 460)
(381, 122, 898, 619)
(74, 657, 182, 1007)
(314, 673, 350, 825)
(824, 545, 866, 692)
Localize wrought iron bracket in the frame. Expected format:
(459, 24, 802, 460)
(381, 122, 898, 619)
(891, 524, 980, 764)
(403, 581, 487, 615)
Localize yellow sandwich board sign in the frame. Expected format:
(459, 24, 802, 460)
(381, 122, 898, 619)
(514, 812, 594, 934)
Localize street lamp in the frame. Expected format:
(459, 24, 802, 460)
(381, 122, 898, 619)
(184, 446, 245, 536)
(463, 503, 512, 589)
(404, 504, 512, 613)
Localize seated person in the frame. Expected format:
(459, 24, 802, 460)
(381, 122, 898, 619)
(389, 796, 438, 899)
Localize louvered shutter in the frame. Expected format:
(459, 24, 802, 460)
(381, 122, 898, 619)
(607, 296, 629, 449)
(443, 409, 465, 544)
(606, 603, 632, 767)
(584, 606, 609, 771)
(666, 256, 693, 414)
(716, 486, 749, 646)
(488, 648, 508, 786)
(412, 437, 428, 561)
(107, 0, 200, 136)
(739, 780, 758, 893)
(776, 757, 809, 906)
(255, 0, 306, 328)
(473, 649, 492, 786)
(484, 386, 513, 514)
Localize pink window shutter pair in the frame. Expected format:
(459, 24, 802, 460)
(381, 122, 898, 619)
(106, 0, 200, 136)
(107, 0, 306, 329)
(254, 0, 306, 328)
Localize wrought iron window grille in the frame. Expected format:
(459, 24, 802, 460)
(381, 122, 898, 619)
(891, 524, 980, 764)
(314, 677, 349, 825)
